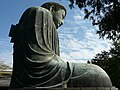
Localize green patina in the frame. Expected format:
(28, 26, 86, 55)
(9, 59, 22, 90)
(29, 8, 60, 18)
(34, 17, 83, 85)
(9, 2, 112, 88)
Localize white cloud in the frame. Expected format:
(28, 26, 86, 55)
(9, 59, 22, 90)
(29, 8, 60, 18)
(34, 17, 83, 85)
(0, 8, 112, 67)
(0, 38, 13, 67)
(58, 8, 112, 63)
(73, 15, 83, 20)
(0, 51, 13, 67)
(60, 52, 88, 63)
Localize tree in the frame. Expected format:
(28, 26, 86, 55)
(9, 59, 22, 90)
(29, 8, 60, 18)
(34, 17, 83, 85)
(91, 42, 120, 88)
(0, 61, 12, 71)
(68, 0, 120, 41)
(67, 0, 120, 88)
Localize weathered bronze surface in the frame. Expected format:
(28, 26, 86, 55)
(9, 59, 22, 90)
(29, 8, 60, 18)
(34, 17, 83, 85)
(9, 2, 113, 88)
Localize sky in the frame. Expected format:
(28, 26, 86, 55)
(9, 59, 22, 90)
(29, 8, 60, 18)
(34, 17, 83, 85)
(0, 0, 112, 67)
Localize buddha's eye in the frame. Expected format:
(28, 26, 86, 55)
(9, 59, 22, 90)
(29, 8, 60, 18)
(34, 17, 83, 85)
(62, 14, 65, 19)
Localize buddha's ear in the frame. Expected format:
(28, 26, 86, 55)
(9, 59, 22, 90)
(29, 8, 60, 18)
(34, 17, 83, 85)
(50, 5, 55, 13)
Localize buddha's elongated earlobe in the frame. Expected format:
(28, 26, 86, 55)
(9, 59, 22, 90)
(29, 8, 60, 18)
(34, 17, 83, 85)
(50, 5, 55, 13)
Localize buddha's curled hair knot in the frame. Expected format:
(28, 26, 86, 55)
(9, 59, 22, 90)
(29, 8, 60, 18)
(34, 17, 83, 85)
(41, 2, 67, 16)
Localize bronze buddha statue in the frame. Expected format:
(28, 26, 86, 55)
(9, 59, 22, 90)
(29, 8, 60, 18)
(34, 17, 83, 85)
(9, 2, 112, 88)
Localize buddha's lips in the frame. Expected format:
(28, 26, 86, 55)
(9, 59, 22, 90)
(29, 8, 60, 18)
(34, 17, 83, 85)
(58, 22, 63, 27)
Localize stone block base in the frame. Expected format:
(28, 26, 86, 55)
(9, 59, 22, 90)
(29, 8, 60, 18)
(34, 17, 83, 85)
(3, 87, 117, 90)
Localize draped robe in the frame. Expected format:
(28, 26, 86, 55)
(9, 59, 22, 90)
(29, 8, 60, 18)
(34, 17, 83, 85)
(9, 6, 112, 88)
(10, 7, 72, 88)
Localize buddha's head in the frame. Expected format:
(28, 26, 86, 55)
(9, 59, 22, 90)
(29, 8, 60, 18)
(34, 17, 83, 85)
(41, 2, 66, 29)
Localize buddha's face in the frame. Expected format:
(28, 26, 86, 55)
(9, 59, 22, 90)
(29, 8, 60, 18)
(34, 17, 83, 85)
(52, 9, 65, 29)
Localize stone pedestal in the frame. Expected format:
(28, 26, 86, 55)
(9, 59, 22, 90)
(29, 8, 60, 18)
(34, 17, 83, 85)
(4, 87, 117, 90)
(0, 78, 118, 90)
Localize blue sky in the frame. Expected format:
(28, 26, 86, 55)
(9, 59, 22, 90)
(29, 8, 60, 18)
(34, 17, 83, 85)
(0, 0, 112, 67)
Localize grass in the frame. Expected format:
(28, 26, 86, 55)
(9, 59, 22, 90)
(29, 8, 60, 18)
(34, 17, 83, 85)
(0, 71, 12, 78)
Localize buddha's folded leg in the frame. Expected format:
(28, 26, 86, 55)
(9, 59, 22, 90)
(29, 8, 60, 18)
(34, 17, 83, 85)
(67, 63, 112, 87)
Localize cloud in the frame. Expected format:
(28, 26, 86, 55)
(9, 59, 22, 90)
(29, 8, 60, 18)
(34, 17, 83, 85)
(0, 38, 13, 67)
(0, 8, 112, 67)
(58, 8, 111, 63)
(0, 51, 13, 67)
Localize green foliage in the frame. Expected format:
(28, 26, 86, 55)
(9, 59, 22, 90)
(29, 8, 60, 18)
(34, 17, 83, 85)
(0, 62, 12, 77)
(68, 0, 120, 41)
(91, 42, 120, 88)
(67, 0, 120, 88)
(0, 71, 12, 77)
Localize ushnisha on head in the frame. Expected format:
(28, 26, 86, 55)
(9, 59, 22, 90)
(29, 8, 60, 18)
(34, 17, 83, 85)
(41, 2, 66, 29)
